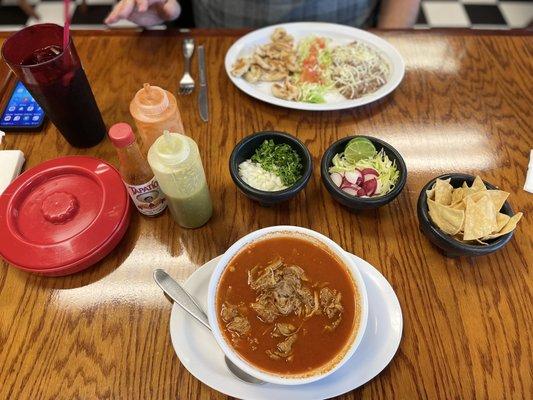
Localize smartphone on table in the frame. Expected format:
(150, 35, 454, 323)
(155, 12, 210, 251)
(0, 81, 46, 132)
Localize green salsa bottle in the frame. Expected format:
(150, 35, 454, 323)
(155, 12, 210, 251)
(147, 131, 212, 228)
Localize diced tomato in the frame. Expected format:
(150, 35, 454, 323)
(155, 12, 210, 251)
(301, 67, 320, 83)
(315, 37, 326, 49)
(303, 55, 316, 68)
(300, 37, 327, 83)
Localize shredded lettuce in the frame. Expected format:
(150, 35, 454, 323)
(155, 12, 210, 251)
(296, 37, 332, 70)
(297, 37, 322, 60)
(329, 149, 400, 195)
(317, 49, 332, 69)
(296, 38, 311, 60)
(297, 82, 331, 103)
(292, 36, 333, 103)
(329, 153, 355, 173)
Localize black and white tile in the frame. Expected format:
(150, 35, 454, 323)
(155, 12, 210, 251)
(416, 0, 533, 29)
(0, 0, 532, 31)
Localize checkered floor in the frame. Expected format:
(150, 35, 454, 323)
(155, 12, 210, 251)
(416, 0, 533, 29)
(0, 0, 532, 31)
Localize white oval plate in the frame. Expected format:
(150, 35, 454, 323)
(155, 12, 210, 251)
(224, 22, 405, 111)
(169, 253, 403, 400)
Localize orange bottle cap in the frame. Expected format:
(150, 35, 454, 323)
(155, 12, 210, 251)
(133, 83, 170, 116)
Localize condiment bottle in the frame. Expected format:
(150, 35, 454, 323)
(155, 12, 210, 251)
(108, 122, 167, 217)
(130, 83, 185, 152)
(147, 131, 212, 228)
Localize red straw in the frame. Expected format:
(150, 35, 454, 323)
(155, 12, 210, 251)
(63, 0, 71, 50)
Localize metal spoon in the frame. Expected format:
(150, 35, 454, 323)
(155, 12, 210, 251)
(153, 269, 265, 385)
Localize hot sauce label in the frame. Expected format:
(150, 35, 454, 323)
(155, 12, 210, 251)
(125, 177, 167, 216)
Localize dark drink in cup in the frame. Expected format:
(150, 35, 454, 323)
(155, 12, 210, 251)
(1, 24, 105, 148)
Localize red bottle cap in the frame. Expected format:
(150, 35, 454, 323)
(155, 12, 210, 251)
(0, 156, 131, 276)
(108, 122, 135, 148)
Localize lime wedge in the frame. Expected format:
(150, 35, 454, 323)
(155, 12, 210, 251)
(344, 137, 377, 164)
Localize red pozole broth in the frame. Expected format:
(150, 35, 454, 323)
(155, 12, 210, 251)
(216, 235, 360, 376)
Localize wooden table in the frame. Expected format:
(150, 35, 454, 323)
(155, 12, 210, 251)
(0, 29, 531, 400)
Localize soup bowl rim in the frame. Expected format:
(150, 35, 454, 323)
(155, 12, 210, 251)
(206, 225, 369, 386)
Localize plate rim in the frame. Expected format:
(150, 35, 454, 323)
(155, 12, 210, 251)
(224, 22, 405, 111)
(169, 252, 403, 399)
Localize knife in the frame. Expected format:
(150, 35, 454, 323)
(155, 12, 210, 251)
(197, 45, 209, 122)
(153, 269, 211, 330)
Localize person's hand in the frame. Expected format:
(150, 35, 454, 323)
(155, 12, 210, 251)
(105, 0, 181, 27)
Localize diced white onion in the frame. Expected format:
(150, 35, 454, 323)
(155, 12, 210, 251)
(238, 160, 288, 192)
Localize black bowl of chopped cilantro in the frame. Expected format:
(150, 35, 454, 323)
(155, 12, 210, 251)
(229, 131, 313, 206)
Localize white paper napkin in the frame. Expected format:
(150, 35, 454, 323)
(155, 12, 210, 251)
(524, 150, 533, 193)
(0, 132, 25, 194)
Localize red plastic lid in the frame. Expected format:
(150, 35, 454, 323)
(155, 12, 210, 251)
(0, 156, 130, 275)
(38, 199, 131, 276)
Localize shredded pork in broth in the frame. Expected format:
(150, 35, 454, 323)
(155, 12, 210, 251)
(222, 258, 345, 361)
(216, 236, 358, 375)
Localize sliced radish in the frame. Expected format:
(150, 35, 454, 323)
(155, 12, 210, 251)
(345, 170, 363, 185)
(340, 178, 353, 189)
(361, 168, 378, 176)
(342, 187, 358, 196)
(363, 173, 379, 182)
(374, 179, 382, 195)
(362, 178, 377, 196)
(330, 173, 343, 187)
(356, 187, 366, 197)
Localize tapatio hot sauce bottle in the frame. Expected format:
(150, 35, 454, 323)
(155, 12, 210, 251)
(108, 122, 167, 216)
(130, 83, 185, 153)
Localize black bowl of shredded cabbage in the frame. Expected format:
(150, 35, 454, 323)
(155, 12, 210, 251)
(229, 131, 313, 206)
(321, 135, 407, 211)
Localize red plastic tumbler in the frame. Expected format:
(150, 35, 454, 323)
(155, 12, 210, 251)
(1, 23, 106, 148)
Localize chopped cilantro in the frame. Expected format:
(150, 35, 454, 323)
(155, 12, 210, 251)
(251, 139, 303, 186)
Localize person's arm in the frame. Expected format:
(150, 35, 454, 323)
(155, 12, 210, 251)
(18, 0, 40, 20)
(105, 0, 181, 27)
(377, 0, 421, 28)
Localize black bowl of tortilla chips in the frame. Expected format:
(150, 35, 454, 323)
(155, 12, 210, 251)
(417, 174, 522, 257)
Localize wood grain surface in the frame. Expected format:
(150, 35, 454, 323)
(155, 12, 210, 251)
(0, 29, 531, 400)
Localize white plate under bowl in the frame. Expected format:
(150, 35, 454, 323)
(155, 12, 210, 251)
(224, 22, 405, 111)
(169, 253, 403, 400)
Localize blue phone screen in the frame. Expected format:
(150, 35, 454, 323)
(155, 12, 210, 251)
(0, 82, 45, 129)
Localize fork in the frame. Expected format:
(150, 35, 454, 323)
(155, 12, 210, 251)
(179, 38, 195, 95)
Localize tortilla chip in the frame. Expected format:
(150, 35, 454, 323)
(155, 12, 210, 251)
(428, 198, 465, 235)
(459, 216, 466, 232)
(489, 190, 510, 211)
(483, 212, 523, 240)
(495, 213, 511, 232)
(425, 176, 522, 245)
(451, 201, 466, 211)
(451, 187, 466, 205)
(462, 186, 471, 197)
(471, 176, 487, 193)
(466, 190, 509, 213)
(434, 178, 453, 206)
(463, 196, 496, 241)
